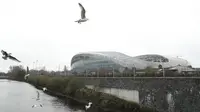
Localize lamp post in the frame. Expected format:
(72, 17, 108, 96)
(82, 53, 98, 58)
(133, 64, 136, 78)
(160, 59, 165, 77)
(163, 67, 165, 77)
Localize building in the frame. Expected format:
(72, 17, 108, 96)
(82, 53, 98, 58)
(70, 51, 192, 74)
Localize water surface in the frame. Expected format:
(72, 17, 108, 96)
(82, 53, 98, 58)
(0, 79, 85, 112)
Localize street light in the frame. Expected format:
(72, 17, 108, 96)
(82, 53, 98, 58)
(160, 59, 165, 77)
(132, 64, 136, 77)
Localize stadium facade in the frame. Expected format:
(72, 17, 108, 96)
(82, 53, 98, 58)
(71, 51, 192, 74)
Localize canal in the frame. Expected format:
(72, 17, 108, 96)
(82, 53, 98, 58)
(0, 79, 87, 112)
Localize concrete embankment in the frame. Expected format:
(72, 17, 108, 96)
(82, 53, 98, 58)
(26, 75, 159, 112)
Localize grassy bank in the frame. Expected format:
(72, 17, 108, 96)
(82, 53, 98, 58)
(26, 75, 158, 112)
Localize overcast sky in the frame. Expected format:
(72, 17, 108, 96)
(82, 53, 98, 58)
(0, 0, 200, 72)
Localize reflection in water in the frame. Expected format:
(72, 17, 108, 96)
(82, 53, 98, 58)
(166, 93, 175, 112)
(146, 94, 151, 106)
(0, 79, 83, 112)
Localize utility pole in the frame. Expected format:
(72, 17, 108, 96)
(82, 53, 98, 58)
(160, 59, 165, 77)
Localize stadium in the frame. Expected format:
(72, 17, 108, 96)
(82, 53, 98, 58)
(70, 51, 192, 74)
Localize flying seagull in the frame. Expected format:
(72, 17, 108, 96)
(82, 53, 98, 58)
(8, 55, 21, 62)
(24, 74, 30, 80)
(75, 3, 89, 24)
(32, 105, 37, 108)
(1, 50, 21, 62)
(85, 102, 92, 110)
(43, 87, 47, 92)
(1, 50, 10, 59)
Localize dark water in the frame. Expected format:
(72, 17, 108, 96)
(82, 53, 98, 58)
(0, 79, 87, 112)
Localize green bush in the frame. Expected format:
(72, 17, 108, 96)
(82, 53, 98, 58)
(37, 75, 49, 86)
(140, 106, 159, 112)
(64, 77, 85, 96)
(46, 77, 66, 92)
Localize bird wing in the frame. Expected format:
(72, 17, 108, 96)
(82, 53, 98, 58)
(2, 56, 7, 60)
(8, 55, 21, 62)
(78, 3, 86, 19)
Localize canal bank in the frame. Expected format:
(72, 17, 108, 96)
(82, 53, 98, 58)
(25, 75, 158, 112)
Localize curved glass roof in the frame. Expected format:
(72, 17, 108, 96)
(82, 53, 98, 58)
(71, 51, 191, 69)
(134, 54, 169, 62)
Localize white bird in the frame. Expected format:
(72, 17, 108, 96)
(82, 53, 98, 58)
(32, 105, 37, 108)
(75, 3, 89, 24)
(24, 74, 30, 80)
(32, 104, 43, 108)
(85, 102, 92, 110)
(43, 87, 47, 91)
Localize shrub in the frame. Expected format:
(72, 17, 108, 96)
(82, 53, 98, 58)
(140, 106, 159, 112)
(64, 77, 85, 96)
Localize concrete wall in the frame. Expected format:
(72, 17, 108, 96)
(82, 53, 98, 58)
(79, 77, 200, 112)
(86, 85, 139, 103)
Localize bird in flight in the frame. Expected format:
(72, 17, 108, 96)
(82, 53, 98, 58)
(75, 3, 89, 24)
(1, 50, 21, 62)
(24, 74, 30, 80)
(43, 87, 47, 92)
(85, 102, 92, 110)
